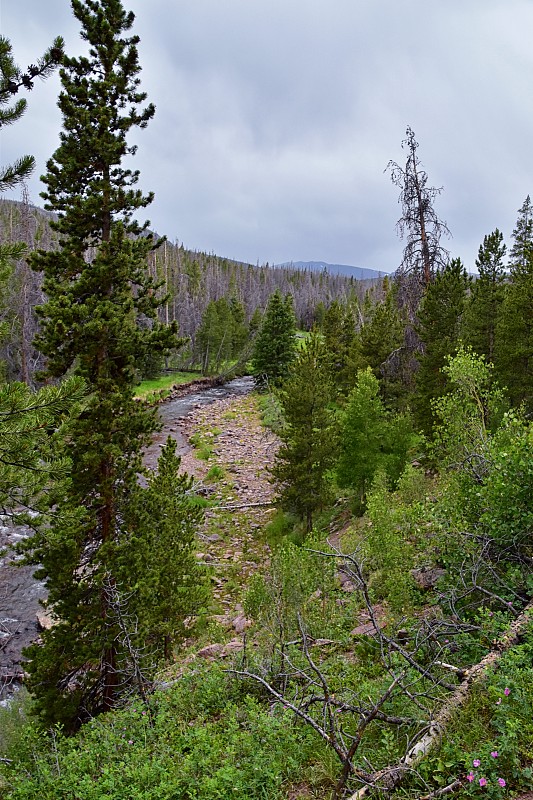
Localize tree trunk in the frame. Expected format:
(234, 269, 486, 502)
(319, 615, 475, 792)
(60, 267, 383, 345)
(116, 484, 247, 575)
(348, 600, 533, 799)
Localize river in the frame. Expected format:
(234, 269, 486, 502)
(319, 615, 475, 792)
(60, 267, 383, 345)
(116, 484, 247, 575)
(0, 376, 254, 702)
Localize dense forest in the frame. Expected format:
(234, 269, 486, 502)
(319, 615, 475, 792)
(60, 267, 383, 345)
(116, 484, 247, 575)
(0, 2, 532, 800)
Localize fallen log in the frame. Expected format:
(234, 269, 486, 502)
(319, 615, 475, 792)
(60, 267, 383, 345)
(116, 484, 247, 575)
(348, 600, 533, 800)
(212, 501, 275, 511)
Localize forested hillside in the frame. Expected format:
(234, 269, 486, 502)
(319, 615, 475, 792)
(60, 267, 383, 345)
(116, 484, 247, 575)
(0, 197, 375, 382)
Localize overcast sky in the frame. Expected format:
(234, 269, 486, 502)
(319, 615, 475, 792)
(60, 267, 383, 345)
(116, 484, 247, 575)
(2, 1, 533, 272)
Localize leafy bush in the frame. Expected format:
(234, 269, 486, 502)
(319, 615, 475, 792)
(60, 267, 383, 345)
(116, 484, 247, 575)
(0, 666, 321, 800)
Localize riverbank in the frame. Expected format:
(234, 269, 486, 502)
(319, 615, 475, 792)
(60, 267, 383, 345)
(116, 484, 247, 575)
(0, 377, 259, 700)
(178, 392, 278, 625)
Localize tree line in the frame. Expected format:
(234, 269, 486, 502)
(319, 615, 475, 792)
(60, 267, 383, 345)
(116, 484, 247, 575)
(0, 197, 373, 382)
(254, 129, 532, 532)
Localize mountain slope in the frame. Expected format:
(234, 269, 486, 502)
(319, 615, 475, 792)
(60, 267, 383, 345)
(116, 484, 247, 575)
(275, 260, 390, 280)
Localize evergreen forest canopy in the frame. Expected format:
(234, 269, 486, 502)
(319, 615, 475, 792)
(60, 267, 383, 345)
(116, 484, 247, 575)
(0, 3, 532, 800)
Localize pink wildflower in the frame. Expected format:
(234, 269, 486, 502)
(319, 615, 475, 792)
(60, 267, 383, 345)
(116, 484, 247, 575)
(498, 779, 506, 787)
(473, 759, 481, 768)
(496, 698, 502, 705)
(504, 687, 511, 696)
(479, 778, 487, 787)
(491, 751, 499, 758)
(466, 773, 475, 783)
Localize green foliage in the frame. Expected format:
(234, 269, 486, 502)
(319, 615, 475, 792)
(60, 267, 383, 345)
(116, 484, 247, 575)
(251, 289, 296, 388)
(462, 229, 506, 364)
(360, 283, 404, 405)
(24, 0, 180, 728)
(257, 390, 285, 434)
(195, 297, 246, 374)
(430, 349, 531, 613)
(432, 347, 506, 474)
(206, 463, 224, 481)
(0, 376, 86, 511)
(244, 538, 337, 653)
(364, 470, 417, 615)
(270, 332, 338, 531)
(508, 194, 533, 272)
(336, 367, 417, 509)
(494, 249, 533, 412)
(322, 300, 358, 395)
(0, 33, 64, 195)
(414, 258, 469, 435)
(119, 437, 209, 660)
(0, 666, 319, 800)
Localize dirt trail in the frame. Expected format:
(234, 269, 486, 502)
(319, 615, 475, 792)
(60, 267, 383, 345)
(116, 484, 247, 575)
(176, 393, 278, 634)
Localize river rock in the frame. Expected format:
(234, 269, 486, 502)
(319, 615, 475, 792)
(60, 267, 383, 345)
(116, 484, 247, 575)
(411, 566, 446, 590)
(232, 614, 251, 634)
(197, 643, 224, 659)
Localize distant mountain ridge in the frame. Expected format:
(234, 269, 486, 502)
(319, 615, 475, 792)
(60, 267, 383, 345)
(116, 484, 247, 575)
(275, 260, 389, 280)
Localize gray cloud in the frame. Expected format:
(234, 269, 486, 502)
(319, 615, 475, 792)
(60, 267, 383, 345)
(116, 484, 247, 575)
(2, 0, 533, 271)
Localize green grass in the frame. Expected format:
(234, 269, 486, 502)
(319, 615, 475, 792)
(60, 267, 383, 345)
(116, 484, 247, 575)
(135, 371, 201, 401)
(206, 464, 225, 481)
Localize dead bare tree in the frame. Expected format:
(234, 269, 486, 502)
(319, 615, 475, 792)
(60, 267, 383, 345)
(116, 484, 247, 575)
(229, 542, 481, 799)
(387, 127, 451, 298)
(101, 575, 155, 717)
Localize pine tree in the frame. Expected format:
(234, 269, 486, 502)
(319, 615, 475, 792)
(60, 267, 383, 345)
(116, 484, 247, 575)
(360, 282, 404, 406)
(414, 258, 469, 435)
(322, 301, 357, 395)
(495, 205, 533, 410)
(229, 296, 248, 356)
(0, 34, 64, 297)
(508, 195, 533, 272)
(0, 34, 64, 204)
(271, 333, 337, 532)
(195, 300, 228, 374)
(462, 229, 506, 364)
(0, 378, 85, 512)
(119, 438, 208, 663)
(25, 0, 179, 728)
(252, 289, 296, 388)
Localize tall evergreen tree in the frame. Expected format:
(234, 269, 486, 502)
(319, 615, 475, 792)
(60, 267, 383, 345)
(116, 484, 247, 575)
(360, 282, 404, 406)
(508, 195, 533, 272)
(462, 229, 506, 363)
(495, 205, 533, 410)
(252, 289, 296, 388)
(26, 0, 179, 727)
(229, 295, 249, 355)
(195, 298, 232, 374)
(322, 300, 357, 395)
(271, 333, 337, 532)
(414, 258, 469, 435)
(119, 438, 208, 663)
